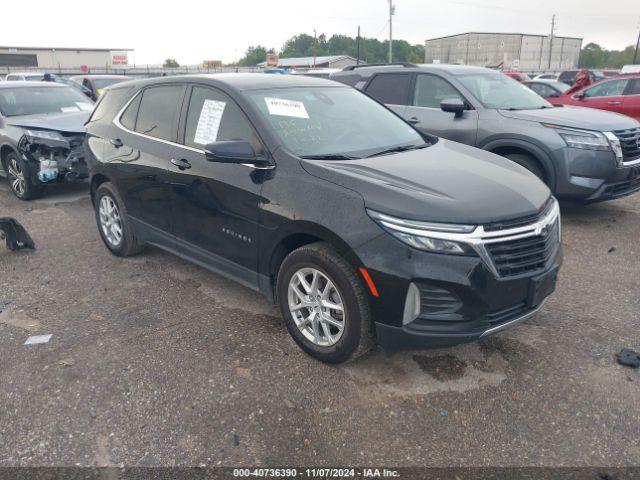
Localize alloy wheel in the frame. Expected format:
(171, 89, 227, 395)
(99, 195, 123, 247)
(288, 267, 346, 347)
(7, 157, 25, 197)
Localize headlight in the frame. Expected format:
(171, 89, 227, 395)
(25, 129, 65, 142)
(367, 209, 476, 255)
(544, 124, 623, 163)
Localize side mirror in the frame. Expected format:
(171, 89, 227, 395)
(440, 98, 465, 117)
(575, 92, 586, 100)
(204, 140, 258, 163)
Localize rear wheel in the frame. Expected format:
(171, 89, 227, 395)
(276, 243, 373, 363)
(94, 182, 145, 257)
(504, 152, 546, 183)
(6, 152, 43, 200)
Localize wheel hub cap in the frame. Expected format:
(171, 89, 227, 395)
(99, 196, 123, 247)
(7, 158, 25, 196)
(288, 267, 345, 347)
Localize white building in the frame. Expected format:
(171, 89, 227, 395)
(0, 46, 133, 69)
(425, 33, 582, 71)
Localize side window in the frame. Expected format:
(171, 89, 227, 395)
(183, 86, 265, 155)
(134, 85, 184, 141)
(82, 78, 93, 93)
(413, 74, 463, 108)
(583, 79, 629, 98)
(365, 73, 411, 105)
(119, 92, 142, 130)
(627, 79, 640, 95)
(529, 83, 552, 97)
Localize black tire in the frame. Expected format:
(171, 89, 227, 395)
(276, 242, 374, 364)
(5, 152, 43, 201)
(504, 153, 547, 183)
(94, 182, 145, 257)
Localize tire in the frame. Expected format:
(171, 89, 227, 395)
(504, 153, 546, 183)
(5, 152, 43, 201)
(94, 182, 145, 257)
(276, 242, 374, 364)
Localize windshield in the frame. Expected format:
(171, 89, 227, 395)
(0, 86, 94, 116)
(93, 77, 127, 89)
(549, 81, 571, 93)
(459, 73, 552, 110)
(248, 87, 425, 158)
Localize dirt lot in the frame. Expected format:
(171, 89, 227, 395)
(0, 180, 639, 469)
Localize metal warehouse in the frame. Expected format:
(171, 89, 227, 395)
(424, 33, 582, 71)
(0, 46, 133, 69)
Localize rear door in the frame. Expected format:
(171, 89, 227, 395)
(577, 78, 630, 115)
(404, 73, 478, 145)
(106, 83, 186, 235)
(622, 78, 640, 120)
(363, 72, 412, 117)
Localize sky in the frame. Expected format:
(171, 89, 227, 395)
(2, 0, 638, 65)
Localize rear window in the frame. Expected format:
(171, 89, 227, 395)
(559, 71, 576, 81)
(133, 85, 184, 142)
(365, 73, 411, 105)
(332, 74, 361, 87)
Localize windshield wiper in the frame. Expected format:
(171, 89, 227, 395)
(366, 143, 430, 158)
(300, 153, 360, 160)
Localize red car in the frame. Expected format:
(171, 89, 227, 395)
(503, 71, 531, 82)
(553, 74, 640, 121)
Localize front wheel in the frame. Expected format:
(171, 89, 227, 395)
(6, 152, 43, 200)
(276, 243, 374, 364)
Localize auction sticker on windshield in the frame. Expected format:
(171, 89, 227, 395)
(265, 97, 309, 119)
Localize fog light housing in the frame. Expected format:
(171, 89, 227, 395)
(402, 283, 421, 326)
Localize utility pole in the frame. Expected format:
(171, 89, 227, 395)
(356, 26, 361, 65)
(313, 29, 317, 68)
(388, 0, 394, 63)
(548, 14, 556, 70)
(634, 19, 640, 64)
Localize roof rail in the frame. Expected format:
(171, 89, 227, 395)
(341, 62, 418, 71)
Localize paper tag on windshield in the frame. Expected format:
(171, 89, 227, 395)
(61, 106, 80, 113)
(193, 99, 226, 145)
(76, 102, 93, 111)
(265, 97, 309, 119)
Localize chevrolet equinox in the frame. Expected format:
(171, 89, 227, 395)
(84, 74, 562, 363)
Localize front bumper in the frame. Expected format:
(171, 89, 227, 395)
(552, 146, 640, 202)
(356, 228, 562, 353)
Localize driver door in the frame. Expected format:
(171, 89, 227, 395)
(404, 73, 478, 146)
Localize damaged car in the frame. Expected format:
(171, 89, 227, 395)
(0, 82, 93, 200)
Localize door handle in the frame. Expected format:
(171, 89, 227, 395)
(607, 101, 622, 106)
(408, 117, 420, 125)
(109, 138, 123, 148)
(171, 158, 192, 170)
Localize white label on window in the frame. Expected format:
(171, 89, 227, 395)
(264, 97, 309, 119)
(61, 106, 80, 113)
(193, 99, 226, 145)
(76, 102, 94, 111)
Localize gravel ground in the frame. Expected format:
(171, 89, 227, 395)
(0, 180, 639, 470)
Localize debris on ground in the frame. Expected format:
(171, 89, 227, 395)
(0, 218, 36, 251)
(24, 334, 52, 346)
(616, 348, 639, 369)
(59, 357, 76, 367)
(439, 408, 447, 417)
(233, 434, 240, 446)
(607, 247, 617, 254)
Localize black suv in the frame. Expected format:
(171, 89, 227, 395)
(331, 64, 640, 202)
(84, 74, 561, 363)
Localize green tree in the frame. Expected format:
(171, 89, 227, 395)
(237, 45, 275, 67)
(579, 43, 606, 68)
(163, 58, 180, 68)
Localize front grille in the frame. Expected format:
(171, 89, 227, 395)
(485, 218, 560, 277)
(604, 175, 640, 198)
(484, 198, 553, 232)
(613, 127, 640, 162)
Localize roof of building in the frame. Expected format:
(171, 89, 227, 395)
(425, 32, 583, 42)
(0, 46, 133, 52)
(257, 55, 358, 67)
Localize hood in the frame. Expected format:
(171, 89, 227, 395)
(301, 139, 550, 225)
(6, 111, 90, 134)
(498, 105, 639, 131)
